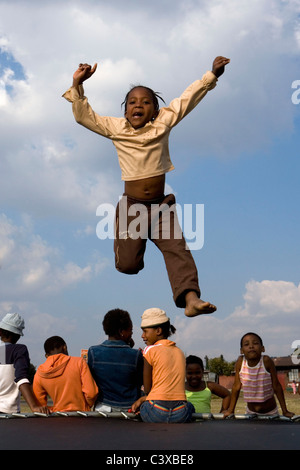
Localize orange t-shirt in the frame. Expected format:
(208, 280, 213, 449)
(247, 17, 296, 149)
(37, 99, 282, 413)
(143, 339, 186, 401)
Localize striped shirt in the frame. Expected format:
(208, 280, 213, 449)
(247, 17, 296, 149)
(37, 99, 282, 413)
(239, 356, 274, 403)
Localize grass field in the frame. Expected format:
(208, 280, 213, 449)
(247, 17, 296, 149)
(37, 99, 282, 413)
(210, 391, 300, 415)
(20, 392, 300, 416)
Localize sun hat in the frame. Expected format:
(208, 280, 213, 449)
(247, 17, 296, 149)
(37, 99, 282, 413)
(141, 308, 170, 328)
(0, 313, 25, 336)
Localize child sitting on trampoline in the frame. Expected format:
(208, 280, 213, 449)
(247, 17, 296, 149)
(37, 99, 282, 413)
(223, 332, 294, 418)
(88, 309, 143, 412)
(63, 56, 230, 318)
(131, 308, 194, 423)
(185, 355, 230, 413)
(0, 313, 49, 415)
(33, 336, 98, 413)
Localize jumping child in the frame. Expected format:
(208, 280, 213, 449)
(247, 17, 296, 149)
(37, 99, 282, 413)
(63, 56, 230, 317)
(223, 332, 294, 418)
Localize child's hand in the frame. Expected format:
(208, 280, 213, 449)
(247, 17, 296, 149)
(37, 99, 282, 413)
(131, 396, 147, 413)
(212, 56, 230, 78)
(31, 405, 51, 415)
(222, 409, 233, 418)
(73, 63, 97, 86)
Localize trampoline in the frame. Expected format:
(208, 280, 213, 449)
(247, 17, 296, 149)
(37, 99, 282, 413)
(1, 412, 299, 452)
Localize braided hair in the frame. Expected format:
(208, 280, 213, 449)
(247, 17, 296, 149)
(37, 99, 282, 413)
(121, 85, 165, 113)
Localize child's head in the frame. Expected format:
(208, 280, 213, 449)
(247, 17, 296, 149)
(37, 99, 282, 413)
(140, 308, 176, 346)
(240, 332, 265, 359)
(186, 355, 204, 389)
(44, 336, 68, 357)
(0, 313, 25, 344)
(102, 308, 133, 343)
(122, 85, 165, 129)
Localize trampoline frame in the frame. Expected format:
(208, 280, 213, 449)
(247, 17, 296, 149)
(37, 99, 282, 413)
(1, 410, 299, 421)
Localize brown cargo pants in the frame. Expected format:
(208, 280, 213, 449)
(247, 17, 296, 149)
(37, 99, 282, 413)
(114, 193, 200, 308)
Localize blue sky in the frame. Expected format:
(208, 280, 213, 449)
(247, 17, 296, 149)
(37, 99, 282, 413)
(0, 0, 299, 366)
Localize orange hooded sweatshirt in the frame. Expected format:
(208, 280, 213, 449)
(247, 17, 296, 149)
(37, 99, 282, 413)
(33, 354, 98, 412)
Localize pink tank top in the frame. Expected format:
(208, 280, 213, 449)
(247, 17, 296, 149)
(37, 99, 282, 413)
(239, 356, 273, 403)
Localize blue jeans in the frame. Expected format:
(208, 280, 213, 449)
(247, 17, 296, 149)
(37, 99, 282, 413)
(140, 400, 195, 423)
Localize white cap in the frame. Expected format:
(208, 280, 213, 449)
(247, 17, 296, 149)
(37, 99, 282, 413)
(141, 308, 170, 328)
(0, 313, 25, 336)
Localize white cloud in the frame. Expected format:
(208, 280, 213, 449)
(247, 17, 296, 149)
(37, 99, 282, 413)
(241, 280, 300, 315)
(0, 213, 106, 298)
(28, 312, 77, 340)
(28, 312, 78, 365)
(174, 280, 300, 361)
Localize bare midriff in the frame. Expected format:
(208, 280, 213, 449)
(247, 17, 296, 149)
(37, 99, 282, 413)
(124, 174, 165, 200)
(247, 396, 277, 414)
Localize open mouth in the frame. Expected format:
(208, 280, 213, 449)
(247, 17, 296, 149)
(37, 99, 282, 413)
(133, 112, 143, 117)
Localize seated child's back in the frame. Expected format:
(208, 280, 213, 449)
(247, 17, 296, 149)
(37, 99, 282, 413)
(33, 336, 98, 412)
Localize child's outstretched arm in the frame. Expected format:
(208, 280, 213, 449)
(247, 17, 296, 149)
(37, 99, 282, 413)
(264, 356, 294, 418)
(72, 63, 97, 93)
(212, 56, 230, 78)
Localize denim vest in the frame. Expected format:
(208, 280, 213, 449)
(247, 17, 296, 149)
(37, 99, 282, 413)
(88, 340, 143, 408)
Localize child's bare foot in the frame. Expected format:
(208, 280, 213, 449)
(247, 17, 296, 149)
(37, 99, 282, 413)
(184, 292, 217, 317)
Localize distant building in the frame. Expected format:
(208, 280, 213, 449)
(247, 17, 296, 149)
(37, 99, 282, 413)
(273, 350, 300, 390)
(203, 370, 218, 383)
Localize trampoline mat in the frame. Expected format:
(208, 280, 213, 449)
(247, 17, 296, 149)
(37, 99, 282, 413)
(0, 415, 299, 451)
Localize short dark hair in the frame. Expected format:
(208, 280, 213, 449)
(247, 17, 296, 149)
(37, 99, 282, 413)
(44, 336, 66, 355)
(240, 332, 263, 348)
(102, 309, 132, 336)
(121, 85, 165, 112)
(186, 355, 204, 370)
